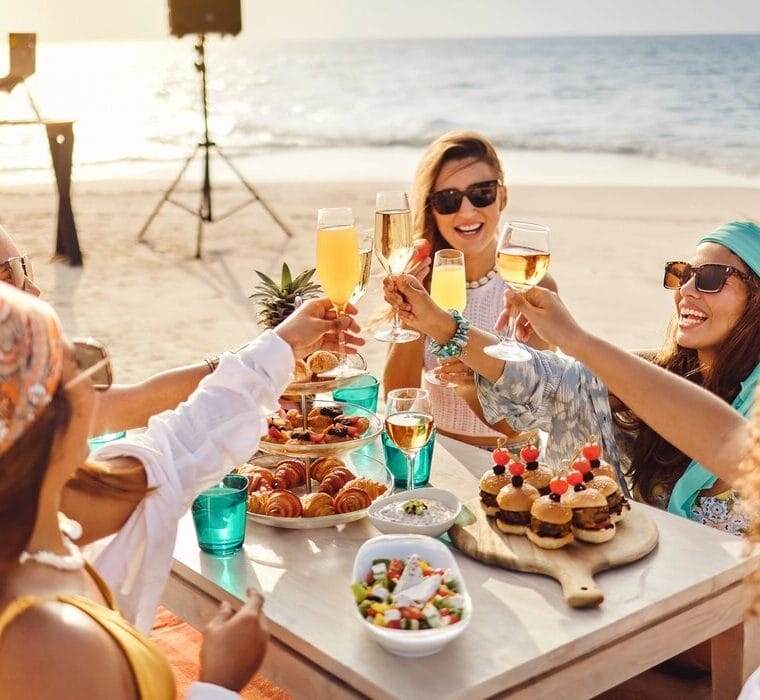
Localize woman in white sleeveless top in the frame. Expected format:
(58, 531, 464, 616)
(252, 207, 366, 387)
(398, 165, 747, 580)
(383, 131, 556, 449)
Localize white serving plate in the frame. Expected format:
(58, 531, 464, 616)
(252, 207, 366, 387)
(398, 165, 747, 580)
(259, 399, 383, 457)
(246, 451, 393, 529)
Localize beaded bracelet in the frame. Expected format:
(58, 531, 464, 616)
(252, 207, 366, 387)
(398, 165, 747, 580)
(430, 309, 471, 359)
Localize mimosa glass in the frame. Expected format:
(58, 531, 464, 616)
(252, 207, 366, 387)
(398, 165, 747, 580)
(316, 207, 364, 378)
(484, 221, 550, 362)
(374, 191, 419, 343)
(425, 249, 466, 387)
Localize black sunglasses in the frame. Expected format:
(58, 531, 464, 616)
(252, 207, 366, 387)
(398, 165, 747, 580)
(663, 261, 755, 294)
(0, 254, 34, 289)
(427, 180, 501, 215)
(65, 338, 113, 391)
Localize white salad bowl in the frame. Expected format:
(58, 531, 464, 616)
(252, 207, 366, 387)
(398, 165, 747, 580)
(367, 487, 461, 537)
(350, 534, 472, 657)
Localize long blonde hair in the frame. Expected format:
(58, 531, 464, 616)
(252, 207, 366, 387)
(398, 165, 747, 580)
(370, 131, 505, 330)
(412, 130, 504, 289)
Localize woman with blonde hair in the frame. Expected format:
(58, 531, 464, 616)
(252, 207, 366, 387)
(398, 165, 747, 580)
(383, 130, 556, 450)
(0, 283, 363, 697)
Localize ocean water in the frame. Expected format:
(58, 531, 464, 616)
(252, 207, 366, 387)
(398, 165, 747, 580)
(1, 33, 759, 184)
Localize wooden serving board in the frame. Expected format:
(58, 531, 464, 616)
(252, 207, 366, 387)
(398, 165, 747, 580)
(449, 499, 659, 608)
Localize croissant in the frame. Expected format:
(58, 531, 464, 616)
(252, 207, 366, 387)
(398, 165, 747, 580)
(301, 492, 336, 517)
(343, 477, 388, 501)
(265, 489, 303, 518)
(311, 456, 345, 482)
(334, 487, 372, 514)
(318, 467, 357, 496)
(273, 459, 306, 489)
(247, 491, 269, 515)
(234, 465, 275, 493)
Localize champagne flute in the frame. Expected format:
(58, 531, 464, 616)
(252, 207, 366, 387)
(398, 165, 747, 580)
(373, 191, 419, 343)
(315, 207, 364, 378)
(425, 249, 466, 387)
(385, 388, 434, 492)
(348, 228, 374, 306)
(483, 221, 550, 362)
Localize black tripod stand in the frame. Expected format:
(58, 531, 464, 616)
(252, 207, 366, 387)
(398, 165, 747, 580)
(137, 35, 292, 258)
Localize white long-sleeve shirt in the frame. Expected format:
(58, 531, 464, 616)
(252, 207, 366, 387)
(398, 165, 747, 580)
(85, 330, 293, 634)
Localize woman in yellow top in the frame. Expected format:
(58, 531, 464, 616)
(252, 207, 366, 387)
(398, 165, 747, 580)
(0, 283, 362, 697)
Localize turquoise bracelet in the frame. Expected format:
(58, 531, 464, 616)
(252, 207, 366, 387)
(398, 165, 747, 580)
(430, 309, 471, 359)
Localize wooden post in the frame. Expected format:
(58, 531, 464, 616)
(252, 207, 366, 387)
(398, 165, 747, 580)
(45, 121, 82, 266)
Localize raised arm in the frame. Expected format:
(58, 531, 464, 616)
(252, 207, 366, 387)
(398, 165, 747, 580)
(91, 363, 210, 435)
(506, 287, 750, 483)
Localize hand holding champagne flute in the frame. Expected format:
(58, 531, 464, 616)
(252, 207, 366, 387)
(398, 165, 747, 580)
(385, 388, 434, 492)
(315, 207, 364, 378)
(374, 191, 419, 343)
(425, 248, 466, 387)
(484, 221, 550, 362)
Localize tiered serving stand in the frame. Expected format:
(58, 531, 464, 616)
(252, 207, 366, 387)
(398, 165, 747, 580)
(250, 356, 392, 529)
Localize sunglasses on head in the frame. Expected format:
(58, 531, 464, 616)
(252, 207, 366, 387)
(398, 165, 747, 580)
(427, 179, 501, 215)
(64, 338, 113, 392)
(663, 260, 754, 294)
(0, 254, 34, 290)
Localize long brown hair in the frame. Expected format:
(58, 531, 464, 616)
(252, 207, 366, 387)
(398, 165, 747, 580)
(0, 386, 149, 570)
(616, 262, 760, 503)
(412, 130, 504, 291)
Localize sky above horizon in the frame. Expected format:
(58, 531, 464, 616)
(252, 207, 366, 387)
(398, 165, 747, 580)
(2, 0, 760, 42)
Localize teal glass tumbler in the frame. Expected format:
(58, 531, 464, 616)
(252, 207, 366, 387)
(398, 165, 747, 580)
(332, 374, 380, 412)
(191, 474, 249, 556)
(381, 428, 436, 489)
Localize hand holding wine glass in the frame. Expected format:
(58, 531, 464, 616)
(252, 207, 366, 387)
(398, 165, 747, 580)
(315, 207, 365, 378)
(373, 191, 419, 344)
(385, 388, 434, 492)
(483, 221, 550, 362)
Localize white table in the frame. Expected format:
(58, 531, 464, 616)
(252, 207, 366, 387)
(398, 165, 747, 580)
(165, 436, 760, 699)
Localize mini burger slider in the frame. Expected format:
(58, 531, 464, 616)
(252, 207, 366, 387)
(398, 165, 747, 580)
(519, 444, 553, 495)
(527, 476, 573, 549)
(586, 474, 629, 523)
(562, 470, 616, 543)
(479, 460, 512, 517)
(496, 461, 539, 535)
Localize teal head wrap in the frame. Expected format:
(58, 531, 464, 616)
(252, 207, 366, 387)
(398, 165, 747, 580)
(698, 221, 760, 278)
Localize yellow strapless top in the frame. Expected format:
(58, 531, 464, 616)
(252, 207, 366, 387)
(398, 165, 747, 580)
(0, 562, 175, 699)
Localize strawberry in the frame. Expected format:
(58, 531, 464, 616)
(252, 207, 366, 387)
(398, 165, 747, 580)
(412, 238, 432, 262)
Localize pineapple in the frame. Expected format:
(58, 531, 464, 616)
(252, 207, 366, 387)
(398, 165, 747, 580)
(250, 262, 322, 329)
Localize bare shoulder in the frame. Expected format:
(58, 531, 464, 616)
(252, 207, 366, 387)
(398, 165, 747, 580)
(0, 599, 138, 699)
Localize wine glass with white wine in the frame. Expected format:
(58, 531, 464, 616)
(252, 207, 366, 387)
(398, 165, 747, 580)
(425, 248, 466, 387)
(374, 191, 419, 343)
(315, 207, 365, 378)
(385, 388, 434, 492)
(483, 221, 550, 362)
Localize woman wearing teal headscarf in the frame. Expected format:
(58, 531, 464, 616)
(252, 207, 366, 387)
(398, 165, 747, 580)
(622, 221, 760, 533)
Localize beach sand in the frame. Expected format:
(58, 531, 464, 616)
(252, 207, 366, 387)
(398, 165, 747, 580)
(1, 178, 758, 387)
